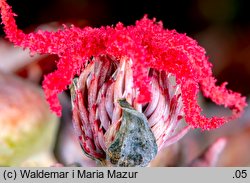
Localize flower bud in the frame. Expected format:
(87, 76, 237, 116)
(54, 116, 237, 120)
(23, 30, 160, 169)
(70, 56, 186, 166)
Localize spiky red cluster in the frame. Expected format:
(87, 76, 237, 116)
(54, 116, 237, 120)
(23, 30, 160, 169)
(0, 0, 247, 129)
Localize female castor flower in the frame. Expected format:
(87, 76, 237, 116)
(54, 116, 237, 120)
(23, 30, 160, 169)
(0, 0, 247, 166)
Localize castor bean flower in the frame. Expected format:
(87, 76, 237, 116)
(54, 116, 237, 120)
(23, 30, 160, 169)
(0, 0, 247, 166)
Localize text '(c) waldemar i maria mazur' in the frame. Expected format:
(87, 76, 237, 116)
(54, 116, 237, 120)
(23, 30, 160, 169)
(19, 169, 139, 179)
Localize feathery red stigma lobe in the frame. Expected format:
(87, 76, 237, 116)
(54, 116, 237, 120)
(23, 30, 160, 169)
(0, 0, 247, 130)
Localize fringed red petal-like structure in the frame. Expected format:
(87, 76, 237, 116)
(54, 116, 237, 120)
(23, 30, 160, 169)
(0, 0, 247, 129)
